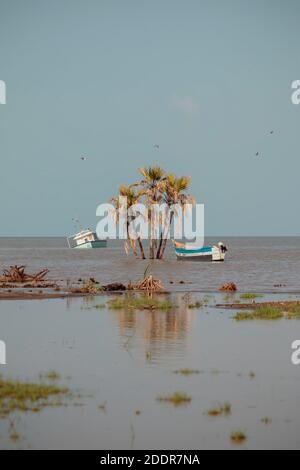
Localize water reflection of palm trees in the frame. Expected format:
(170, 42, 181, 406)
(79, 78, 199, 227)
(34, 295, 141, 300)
(110, 294, 193, 363)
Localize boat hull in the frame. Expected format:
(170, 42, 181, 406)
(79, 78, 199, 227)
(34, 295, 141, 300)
(74, 240, 107, 249)
(175, 245, 226, 261)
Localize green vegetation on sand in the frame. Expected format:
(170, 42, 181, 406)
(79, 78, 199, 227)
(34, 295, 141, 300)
(107, 295, 175, 311)
(239, 293, 264, 300)
(206, 402, 232, 417)
(156, 392, 191, 406)
(173, 368, 200, 376)
(234, 304, 300, 321)
(0, 375, 69, 418)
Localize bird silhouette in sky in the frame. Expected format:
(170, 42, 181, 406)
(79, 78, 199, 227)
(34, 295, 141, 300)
(80, 156, 88, 161)
(153, 144, 159, 150)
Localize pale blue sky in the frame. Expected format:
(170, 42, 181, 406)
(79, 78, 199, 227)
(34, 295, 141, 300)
(0, 0, 300, 236)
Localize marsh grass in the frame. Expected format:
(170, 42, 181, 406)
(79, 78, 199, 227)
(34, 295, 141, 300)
(261, 417, 272, 425)
(173, 368, 200, 376)
(156, 392, 191, 406)
(230, 430, 246, 444)
(206, 402, 231, 417)
(234, 306, 283, 321)
(39, 370, 61, 381)
(9, 431, 20, 442)
(188, 301, 203, 309)
(286, 304, 300, 319)
(0, 375, 69, 418)
(239, 293, 264, 300)
(98, 401, 107, 412)
(234, 304, 300, 321)
(107, 295, 175, 311)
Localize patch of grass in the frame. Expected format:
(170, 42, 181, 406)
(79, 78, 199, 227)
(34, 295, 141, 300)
(173, 368, 200, 376)
(261, 417, 272, 425)
(286, 304, 300, 319)
(188, 301, 203, 309)
(39, 370, 61, 381)
(98, 401, 107, 412)
(234, 303, 300, 321)
(0, 375, 69, 418)
(239, 293, 264, 300)
(223, 401, 232, 415)
(230, 430, 247, 444)
(107, 295, 174, 311)
(9, 431, 20, 442)
(234, 306, 283, 321)
(206, 402, 231, 417)
(156, 392, 191, 406)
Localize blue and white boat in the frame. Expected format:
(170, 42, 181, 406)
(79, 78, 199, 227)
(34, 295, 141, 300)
(173, 241, 227, 261)
(67, 229, 107, 249)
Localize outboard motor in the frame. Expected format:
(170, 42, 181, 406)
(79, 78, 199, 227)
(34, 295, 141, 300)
(218, 242, 228, 253)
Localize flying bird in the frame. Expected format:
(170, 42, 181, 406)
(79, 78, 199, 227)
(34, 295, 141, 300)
(270, 130, 274, 134)
(80, 156, 88, 161)
(153, 144, 160, 150)
(255, 152, 259, 157)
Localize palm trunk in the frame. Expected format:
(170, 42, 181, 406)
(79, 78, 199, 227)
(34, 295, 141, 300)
(158, 212, 174, 259)
(127, 221, 137, 257)
(137, 237, 146, 259)
(156, 210, 169, 258)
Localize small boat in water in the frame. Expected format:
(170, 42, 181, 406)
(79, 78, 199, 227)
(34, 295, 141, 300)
(67, 229, 107, 249)
(173, 240, 227, 261)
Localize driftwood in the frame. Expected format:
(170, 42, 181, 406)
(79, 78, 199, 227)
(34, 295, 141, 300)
(219, 282, 237, 292)
(102, 283, 127, 291)
(129, 274, 163, 291)
(0, 265, 52, 286)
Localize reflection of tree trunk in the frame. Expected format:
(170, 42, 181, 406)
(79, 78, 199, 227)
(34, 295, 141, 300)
(149, 239, 154, 259)
(137, 237, 145, 259)
(158, 212, 174, 259)
(156, 234, 163, 259)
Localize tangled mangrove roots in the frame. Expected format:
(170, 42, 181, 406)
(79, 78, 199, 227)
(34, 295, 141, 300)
(0, 265, 49, 284)
(129, 274, 163, 291)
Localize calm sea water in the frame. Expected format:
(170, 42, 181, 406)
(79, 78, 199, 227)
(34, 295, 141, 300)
(0, 293, 300, 450)
(0, 237, 300, 292)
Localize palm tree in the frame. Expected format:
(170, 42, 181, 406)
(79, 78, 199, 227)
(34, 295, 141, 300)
(138, 166, 166, 259)
(110, 185, 146, 259)
(156, 174, 194, 259)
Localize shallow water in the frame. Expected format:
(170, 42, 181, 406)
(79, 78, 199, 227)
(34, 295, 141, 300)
(1, 293, 300, 449)
(0, 237, 300, 292)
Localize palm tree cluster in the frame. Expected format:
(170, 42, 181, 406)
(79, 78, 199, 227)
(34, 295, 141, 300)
(110, 166, 195, 259)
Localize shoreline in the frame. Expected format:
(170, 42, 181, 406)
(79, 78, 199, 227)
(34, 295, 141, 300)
(1, 288, 300, 301)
